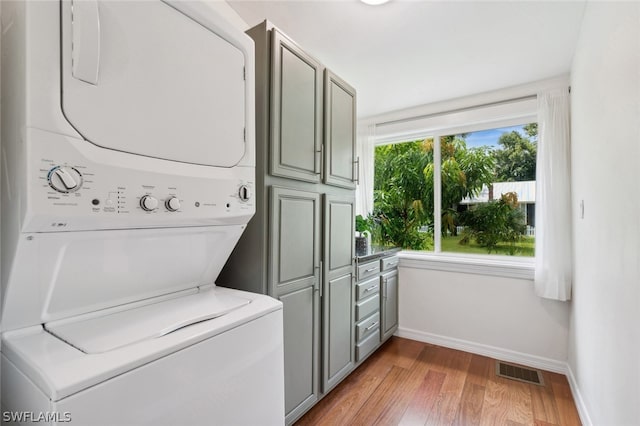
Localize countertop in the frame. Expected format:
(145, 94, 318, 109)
(355, 245, 401, 263)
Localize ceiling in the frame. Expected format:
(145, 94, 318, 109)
(228, 1, 586, 119)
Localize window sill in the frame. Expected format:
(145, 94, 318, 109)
(398, 251, 534, 281)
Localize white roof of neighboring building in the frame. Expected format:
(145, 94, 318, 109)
(460, 180, 536, 204)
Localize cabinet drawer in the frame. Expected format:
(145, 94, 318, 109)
(356, 328, 380, 362)
(355, 276, 379, 301)
(381, 255, 399, 271)
(356, 312, 380, 341)
(357, 261, 380, 281)
(356, 294, 380, 322)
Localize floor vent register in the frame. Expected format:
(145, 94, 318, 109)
(496, 361, 545, 386)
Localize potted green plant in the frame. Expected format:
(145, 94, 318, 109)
(355, 214, 371, 253)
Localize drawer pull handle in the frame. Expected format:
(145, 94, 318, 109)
(386, 261, 398, 266)
(366, 321, 379, 331)
(364, 285, 377, 292)
(364, 267, 377, 272)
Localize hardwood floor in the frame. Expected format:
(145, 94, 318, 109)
(295, 337, 581, 426)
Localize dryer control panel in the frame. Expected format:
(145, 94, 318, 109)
(25, 129, 255, 232)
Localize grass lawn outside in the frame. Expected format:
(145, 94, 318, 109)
(441, 235, 535, 257)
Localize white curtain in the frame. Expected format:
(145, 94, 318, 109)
(534, 89, 572, 301)
(355, 123, 375, 217)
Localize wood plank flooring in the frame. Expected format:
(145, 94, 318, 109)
(295, 337, 581, 426)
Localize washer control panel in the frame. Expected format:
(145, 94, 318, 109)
(29, 133, 255, 232)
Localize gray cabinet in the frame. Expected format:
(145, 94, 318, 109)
(380, 254, 399, 341)
(322, 194, 355, 391)
(271, 29, 322, 183)
(271, 187, 321, 420)
(354, 264, 381, 363)
(217, 21, 358, 425)
(381, 269, 399, 341)
(324, 70, 357, 189)
(270, 187, 321, 293)
(281, 287, 319, 419)
(353, 252, 399, 364)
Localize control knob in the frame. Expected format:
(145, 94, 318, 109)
(140, 195, 159, 212)
(238, 185, 252, 202)
(165, 197, 181, 212)
(48, 166, 83, 193)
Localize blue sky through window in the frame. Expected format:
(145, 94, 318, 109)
(462, 125, 527, 149)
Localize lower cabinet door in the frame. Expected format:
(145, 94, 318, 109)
(280, 286, 320, 423)
(270, 186, 321, 423)
(322, 193, 355, 392)
(322, 273, 354, 392)
(381, 270, 399, 341)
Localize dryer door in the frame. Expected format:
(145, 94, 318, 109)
(61, 0, 247, 167)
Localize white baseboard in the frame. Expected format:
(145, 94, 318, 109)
(396, 327, 567, 374)
(565, 364, 593, 426)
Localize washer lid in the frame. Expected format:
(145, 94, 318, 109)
(61, 0, 248, 167)
(45, 289, 251, 354)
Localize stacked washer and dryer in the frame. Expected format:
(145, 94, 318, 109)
(1, 1, 284, 424)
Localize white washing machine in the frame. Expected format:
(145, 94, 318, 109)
(0, 1, 284, 424)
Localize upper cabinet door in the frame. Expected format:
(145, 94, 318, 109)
(60, 1, 249, 167)
(270, 29, 323, 183)
(324, 70, 357, 189)
(270, 186, 321, 295)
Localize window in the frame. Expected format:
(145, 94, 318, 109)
(373, 139, 435, 252)
(371, 122, 537, 257)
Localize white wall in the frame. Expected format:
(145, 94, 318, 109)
(568, 2, 640, 425)
(206, 1, 248, 31)
(398, 267, 570, 371)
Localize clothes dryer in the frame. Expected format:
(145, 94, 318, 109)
(0, 1, 284, 424)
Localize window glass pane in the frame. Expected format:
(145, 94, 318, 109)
(441, 124, 537, 257)
(371, 139, 435, 252)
